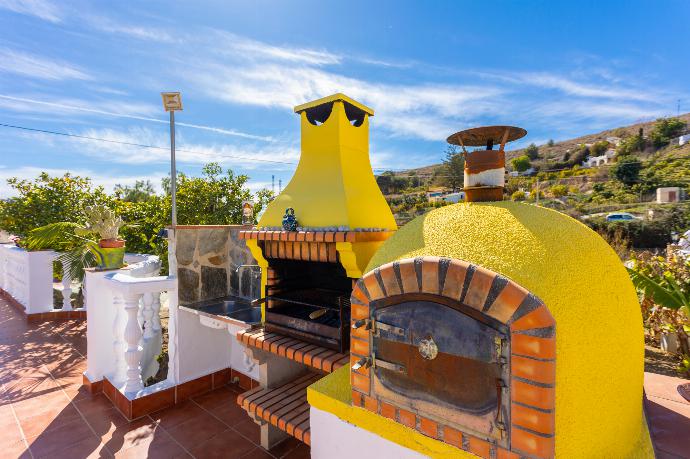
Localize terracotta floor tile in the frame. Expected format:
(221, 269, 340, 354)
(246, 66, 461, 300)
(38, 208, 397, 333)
(241, 446, 275, 459)
(26, 417, 98, 457)
(12, 390, 71, 420)
(191, 386, 234, 410)
(282, 443, 310, 459)
(232, 418, 261, 445)
(0, 413, 22, 446)
(113, 430, 190, 459)
(645, 372, 690, 405)
(646, 395, 690, 458)
(268, 436, 302, 458)
(166, 410, 228, 451)
(99, 416, 158, 454)
(207, 400, 248, 427)
(35, 435, 111, 459)
(3, 439, 31, 459)
(188, 428, 256, 458)
(83, 406, 129, 440)
(75, 393, 118, 417)
(150, 400, 206, 430)
(18, 403, 83, 438)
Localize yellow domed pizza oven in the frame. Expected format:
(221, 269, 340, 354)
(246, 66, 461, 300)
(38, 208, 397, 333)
(348, 200, 654, 458)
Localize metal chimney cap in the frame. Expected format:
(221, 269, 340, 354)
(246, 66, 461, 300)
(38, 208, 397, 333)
(447, 125, 526, 147)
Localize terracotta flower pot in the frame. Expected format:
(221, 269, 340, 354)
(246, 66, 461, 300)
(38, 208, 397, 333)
(99, 239, 125, 248)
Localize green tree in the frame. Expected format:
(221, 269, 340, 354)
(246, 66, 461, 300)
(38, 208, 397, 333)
(611, 156, 642, 186)
(0, 173, 110, 237)
(442, 145, 464, 192)
(525, 143, 539, 160)
(114, 180, 156, 203)
(547, 139, 555, 147)
(617, 130, 645, 156)
(589, 141, 610, 157)
(511, 155, 531, 173)
(649, 117, 687, 148)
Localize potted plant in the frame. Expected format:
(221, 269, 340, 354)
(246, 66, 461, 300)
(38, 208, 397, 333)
(24, 205, 130, 278)
(77, 206, 126, 270)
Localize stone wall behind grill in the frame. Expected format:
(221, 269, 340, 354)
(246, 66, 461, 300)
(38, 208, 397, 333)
(174, 226, 256, 305)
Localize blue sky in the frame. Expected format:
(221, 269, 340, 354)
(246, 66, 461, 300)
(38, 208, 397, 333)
(0, 0, 688, 197)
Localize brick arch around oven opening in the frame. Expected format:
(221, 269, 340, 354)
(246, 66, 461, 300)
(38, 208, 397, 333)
(350, 256, 556, 459)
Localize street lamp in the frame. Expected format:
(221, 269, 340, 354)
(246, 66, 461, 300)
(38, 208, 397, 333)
(161, 92, 183, 226)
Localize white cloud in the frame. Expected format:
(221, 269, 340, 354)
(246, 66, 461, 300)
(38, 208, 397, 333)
(0, 47, 90, 80)
(82, 14, 178, 43)
(0, 94, 274, 141)
(3, 125, 299, 170)
(0, 0, 60, 22)
(190, 62, 503, 140)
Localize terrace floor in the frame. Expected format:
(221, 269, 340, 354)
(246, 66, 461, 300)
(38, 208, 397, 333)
(0, 297, 309, 458)
(1, 296, 689, 458)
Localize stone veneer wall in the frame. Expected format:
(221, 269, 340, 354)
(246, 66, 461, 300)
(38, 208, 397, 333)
(174, 226, 256, 305)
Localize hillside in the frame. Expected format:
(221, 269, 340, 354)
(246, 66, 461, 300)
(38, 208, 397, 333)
(399, 112, 690, 176)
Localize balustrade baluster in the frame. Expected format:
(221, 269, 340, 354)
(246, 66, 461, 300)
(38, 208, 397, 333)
(123, 292, 144, 394)
(142, 292, 154, 340)
(152, 292, 162, 334)
(61, 269, 72, 311)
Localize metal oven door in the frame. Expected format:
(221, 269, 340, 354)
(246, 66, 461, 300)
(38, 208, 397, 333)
(371, 296, 510, 445)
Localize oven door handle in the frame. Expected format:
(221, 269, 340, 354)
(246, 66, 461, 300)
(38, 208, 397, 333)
(373, 355, 407, 374)
(373, 320, 407, 339)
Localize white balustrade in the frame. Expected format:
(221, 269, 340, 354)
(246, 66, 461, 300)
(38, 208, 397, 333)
(102, 270, 175, 397)
(0, 244, 55, 314)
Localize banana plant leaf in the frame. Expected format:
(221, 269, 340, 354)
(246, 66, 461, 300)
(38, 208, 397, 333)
(626, 267, 688, 311)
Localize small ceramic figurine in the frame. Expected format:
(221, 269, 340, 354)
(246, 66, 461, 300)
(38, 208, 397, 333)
(282, 208, 298, 231)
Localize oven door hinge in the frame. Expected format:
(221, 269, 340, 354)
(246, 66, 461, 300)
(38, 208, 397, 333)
(494, 336, 507, 365)
(372, 354, 407, 374)
(351, 318, 371, 330)
(351, 357, 372, 371)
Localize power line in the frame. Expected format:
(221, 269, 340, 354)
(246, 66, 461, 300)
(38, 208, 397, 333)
(0, 121, 420, 171)
(0, 122, 298, 166)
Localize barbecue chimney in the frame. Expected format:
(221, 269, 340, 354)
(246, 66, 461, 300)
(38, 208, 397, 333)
(258, 93, 396, 231)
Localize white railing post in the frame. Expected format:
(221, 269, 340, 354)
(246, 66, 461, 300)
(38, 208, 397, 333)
(61, 268, 73, 311)
(142, 292, 154, 340)
(151, 293, 162, 335)
(123, 292, 144, 394)
(112, 293, 127, 384)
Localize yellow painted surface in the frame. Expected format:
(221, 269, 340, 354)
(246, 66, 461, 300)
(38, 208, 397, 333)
(308, 366, 478, 459)
(245, 239, 268, 321)
(294, 92, 374, 116)
(257, 96, 396, 231)
(354, 201, 652, 458)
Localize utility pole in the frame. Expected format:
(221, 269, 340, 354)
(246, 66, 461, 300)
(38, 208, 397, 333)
(278, 179, 282, 194)
(272, 175, 275, 194)
(161, 92, 183, 226)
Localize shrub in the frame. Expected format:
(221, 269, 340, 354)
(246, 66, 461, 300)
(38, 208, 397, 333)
(649, 117, 687, 148)
(550, 184, 568, 198)
(511, 155, 531, 173)
(511, 190, 526, 201)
